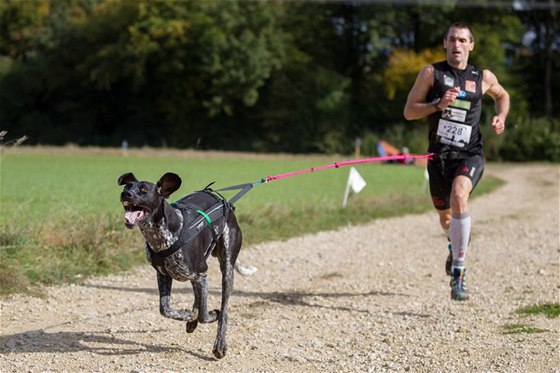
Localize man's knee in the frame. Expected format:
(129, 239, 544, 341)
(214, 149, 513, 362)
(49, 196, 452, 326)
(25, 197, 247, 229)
(451, 189, 469, 208)
(451, 177, 472, 212)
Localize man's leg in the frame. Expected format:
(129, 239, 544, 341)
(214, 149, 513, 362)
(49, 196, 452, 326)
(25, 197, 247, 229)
(437, 209, 453, 275)
(448, 175, 473, 301)
(449, 176, 473, 271)
(428, 158, 453, 275)
(437, 209, 451, 237)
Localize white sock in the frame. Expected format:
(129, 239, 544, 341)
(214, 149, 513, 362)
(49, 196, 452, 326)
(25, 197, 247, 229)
(450, 212, 471, 270)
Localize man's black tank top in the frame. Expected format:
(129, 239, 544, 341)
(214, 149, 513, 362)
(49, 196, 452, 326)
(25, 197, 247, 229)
(426, 61, 484, 156)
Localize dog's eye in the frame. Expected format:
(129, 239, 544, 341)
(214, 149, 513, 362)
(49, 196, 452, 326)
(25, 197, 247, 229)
(141, 187, 149, 193)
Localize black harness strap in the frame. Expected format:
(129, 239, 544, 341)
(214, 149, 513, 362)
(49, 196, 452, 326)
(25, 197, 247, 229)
(148, 191, 231, 271)
(145, 178, 257, 273)
(147, 208, 191, 269)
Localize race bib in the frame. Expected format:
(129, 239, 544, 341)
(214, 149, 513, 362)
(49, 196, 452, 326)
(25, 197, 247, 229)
(437, 119, 472, 148)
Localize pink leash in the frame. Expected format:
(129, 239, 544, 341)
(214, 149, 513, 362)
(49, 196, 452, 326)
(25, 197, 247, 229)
(215, 153, 434, 204)
(265, 153, 434, 182)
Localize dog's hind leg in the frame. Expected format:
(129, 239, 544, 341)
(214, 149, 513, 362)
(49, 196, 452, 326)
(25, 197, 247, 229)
(212, 222, 241, 359)
(212, 248, 236, 359)
(157, 273, 192, 321)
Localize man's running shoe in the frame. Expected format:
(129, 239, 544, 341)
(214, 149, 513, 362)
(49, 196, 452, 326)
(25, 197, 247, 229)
(445, 243, 452, 276)
(450, 267, 469, 301)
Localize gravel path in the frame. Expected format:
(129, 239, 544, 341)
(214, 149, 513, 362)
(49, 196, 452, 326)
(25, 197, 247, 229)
(1, 164, 559, 373)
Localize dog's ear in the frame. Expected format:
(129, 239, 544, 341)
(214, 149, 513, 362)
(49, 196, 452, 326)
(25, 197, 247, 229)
(118, 172, 138, 186)
(157, 173, 182, 198)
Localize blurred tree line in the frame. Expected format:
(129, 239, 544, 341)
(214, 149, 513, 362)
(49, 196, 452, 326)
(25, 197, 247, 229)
(0, 0, 558, 160)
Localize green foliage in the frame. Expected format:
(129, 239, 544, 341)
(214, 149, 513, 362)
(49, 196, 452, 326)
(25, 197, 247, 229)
(515, 4, 559, 118)
(73, 0, 286, 116)
(0, 1, 556, 158)
(246, 2, 354, 154)
(252, 62, 351, 154)
(0, 0, 50, 60)
(500, 117, 560, 162)
(381, 48, 446, 101)
(0, 0, 287, 148)
(375, 122, 429, 156)
(469, 17, 524, 74)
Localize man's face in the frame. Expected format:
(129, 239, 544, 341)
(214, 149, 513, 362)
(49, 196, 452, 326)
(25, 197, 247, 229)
(444, 27, 474, 68)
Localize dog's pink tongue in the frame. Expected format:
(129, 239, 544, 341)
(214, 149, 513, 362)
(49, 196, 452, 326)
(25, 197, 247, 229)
(125, 210, 144, 225)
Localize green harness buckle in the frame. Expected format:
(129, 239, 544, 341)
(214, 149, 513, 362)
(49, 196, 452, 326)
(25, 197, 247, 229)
(196, 210, 212, 224)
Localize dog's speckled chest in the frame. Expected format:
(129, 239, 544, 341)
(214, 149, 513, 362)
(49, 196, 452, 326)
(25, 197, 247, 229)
(140, 210, 198, 281)
(150, 249, 201, 281)
(140, 209, 183, 251)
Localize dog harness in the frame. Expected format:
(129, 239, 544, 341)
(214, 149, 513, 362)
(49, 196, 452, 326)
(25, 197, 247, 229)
(147, 188, 232, 271)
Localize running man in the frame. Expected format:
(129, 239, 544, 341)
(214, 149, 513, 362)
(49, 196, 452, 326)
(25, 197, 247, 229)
(403, 22, 510, 300)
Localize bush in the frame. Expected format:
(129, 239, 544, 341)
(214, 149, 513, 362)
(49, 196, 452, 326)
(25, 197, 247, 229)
(363, 117, 559, 163)
(359, 123, 430, 159)
(500, 117, 560, 162)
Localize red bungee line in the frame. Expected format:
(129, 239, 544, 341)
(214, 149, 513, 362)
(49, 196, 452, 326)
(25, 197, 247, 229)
(264, 153, 434, 183)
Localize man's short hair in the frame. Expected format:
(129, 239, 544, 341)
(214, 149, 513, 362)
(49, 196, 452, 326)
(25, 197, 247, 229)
(445, 22, 475, 42)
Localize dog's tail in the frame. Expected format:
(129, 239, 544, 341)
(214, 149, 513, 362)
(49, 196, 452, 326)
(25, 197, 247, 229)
(234, 259, 258, 276)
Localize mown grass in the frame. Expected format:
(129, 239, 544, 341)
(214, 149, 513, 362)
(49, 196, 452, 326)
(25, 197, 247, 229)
(515, 303, 560, 319)
(502, 303, 559, 335)
(502, 323, 548, 335)
(0, 147, 504, 295)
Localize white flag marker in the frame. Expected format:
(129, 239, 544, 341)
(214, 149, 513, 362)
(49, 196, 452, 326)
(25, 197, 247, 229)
(342, 167, 367, 208)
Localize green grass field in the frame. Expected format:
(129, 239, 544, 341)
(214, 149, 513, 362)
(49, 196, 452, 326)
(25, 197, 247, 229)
(0, 147, 504, 294)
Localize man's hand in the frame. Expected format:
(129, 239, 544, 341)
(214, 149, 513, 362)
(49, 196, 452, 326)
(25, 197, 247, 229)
(491, 115, 505, 135)
(437, 87, 461, 110)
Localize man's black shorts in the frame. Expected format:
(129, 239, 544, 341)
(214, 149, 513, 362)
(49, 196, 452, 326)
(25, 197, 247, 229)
(427, 155, 484, 210)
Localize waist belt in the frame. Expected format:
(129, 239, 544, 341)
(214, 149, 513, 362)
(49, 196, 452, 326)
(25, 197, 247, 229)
(436, 151, 474, 161)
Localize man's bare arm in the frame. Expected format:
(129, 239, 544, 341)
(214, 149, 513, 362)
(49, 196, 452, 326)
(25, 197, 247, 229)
(403, 65, 438, 120)
(483, 69, 510, 134)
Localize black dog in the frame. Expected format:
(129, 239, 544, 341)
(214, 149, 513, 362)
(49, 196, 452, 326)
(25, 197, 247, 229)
(118, 172, 249, 359)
